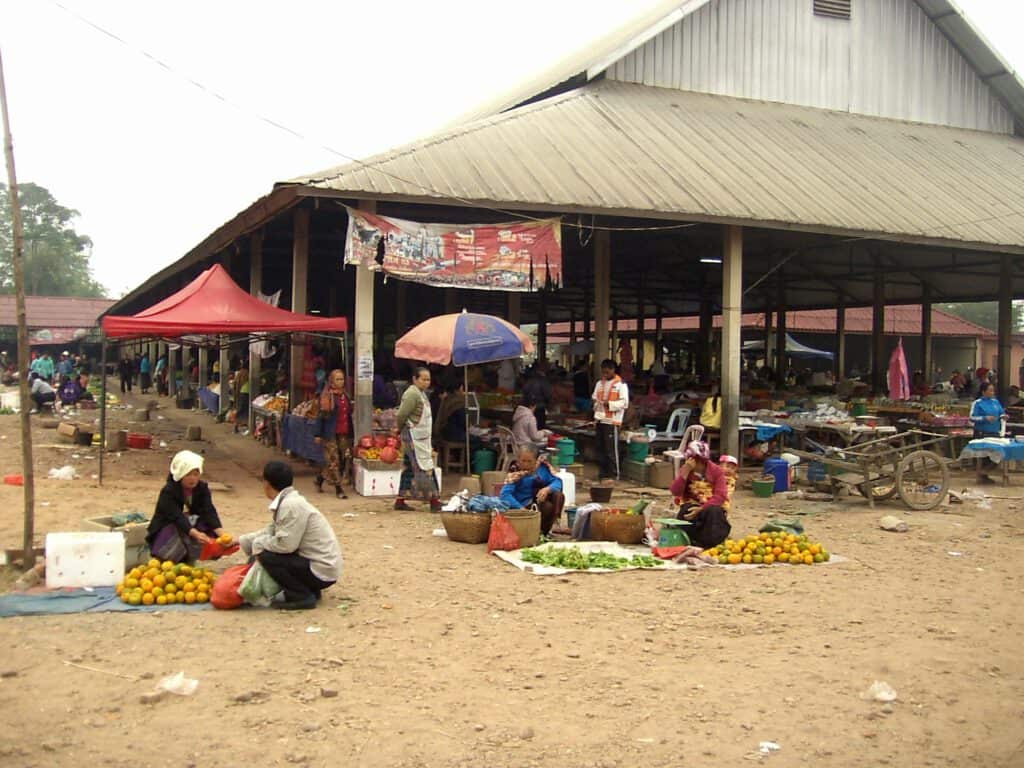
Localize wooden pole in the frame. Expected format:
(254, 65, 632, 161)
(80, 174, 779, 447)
(537, 289, 548, 363)
(0, 45, 36, 569)
(836, 295, 846, 379)
(872, 262, 886, 394)
(636, 285, 646, 372)
(0, 47, 36, 567)
(775, 274, 787, 388)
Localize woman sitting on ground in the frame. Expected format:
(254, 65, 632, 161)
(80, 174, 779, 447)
(146, 451, 226, 563)
(669, 441, 731, 549)
(499, 444, 564, 536)
(511, 395, 551, 449)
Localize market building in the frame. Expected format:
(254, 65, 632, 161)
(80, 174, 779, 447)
(0, 295, 114, 352)
(104, 0, 1024, 459)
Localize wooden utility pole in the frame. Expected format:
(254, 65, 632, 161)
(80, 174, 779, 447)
(0, 48, 36, 567)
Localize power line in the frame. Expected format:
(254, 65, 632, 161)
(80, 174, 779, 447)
(46, 1, 1024, 240)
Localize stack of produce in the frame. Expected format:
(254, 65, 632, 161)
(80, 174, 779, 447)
(520, 545, 663, 570)
(705, 532, 830, 566)
(355, 434, 401, 464)
(116, 558, 218, 605)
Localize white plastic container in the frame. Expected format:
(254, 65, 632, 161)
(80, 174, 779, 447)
(354, 463, 442, 497)
(45, 532, 125, 588)
(558, 468, 576, 507)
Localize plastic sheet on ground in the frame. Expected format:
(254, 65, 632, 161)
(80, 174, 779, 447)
(493, 540, 846, 576)
(0, 587, 213, 618)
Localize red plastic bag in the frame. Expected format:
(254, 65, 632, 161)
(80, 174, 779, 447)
(487, 513, 521, 553)
(199, 540, 241, 561)
(211, 563, 251, 610)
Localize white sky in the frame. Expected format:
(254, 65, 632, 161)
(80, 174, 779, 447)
(1, 0, 1022, 298)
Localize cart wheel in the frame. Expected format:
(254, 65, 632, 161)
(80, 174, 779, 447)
(896, 450, 950, 511)
(856, 444, 899, 502)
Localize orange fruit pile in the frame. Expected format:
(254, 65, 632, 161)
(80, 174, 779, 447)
(116, 558, 217, 605)
(706, 532, 830, 566)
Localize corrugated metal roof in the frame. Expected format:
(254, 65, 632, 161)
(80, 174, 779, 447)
(0, 296, 115, 329)
(452, 0, 1024, 131)
(548, 306, 998, 338)
(291, 80, 1024, 251)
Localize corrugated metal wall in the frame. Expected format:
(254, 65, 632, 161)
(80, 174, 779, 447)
(608, 0, 1014, 134)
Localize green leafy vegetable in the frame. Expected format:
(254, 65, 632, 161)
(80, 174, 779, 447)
(520, 546, 664, 570)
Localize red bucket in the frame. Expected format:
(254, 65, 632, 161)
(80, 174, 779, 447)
(127, 433, 153, 449)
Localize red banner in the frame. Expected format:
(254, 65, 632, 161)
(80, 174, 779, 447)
(344, 208, 561, 291)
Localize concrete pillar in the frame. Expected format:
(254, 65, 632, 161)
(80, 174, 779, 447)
(763, 310, 773, 372)
(290, 208, 310, 410)
(872, 264, 886, 394)
(198, 346, 209, 389)
(611, 306, 619, 363)
(921, 284, 933, 383)
(721, 226, 743, 458)
(836, 297, 846, 379)
(219, 336, 230, 411)
(775, 276, 787, 388)
(569, 309, 577, 348)
(593, 231, 610, 381)
(168, 344, 178, 398)
(998, 255, 1013, 398)
(248, 230, 263, 434)
(353, 201, 376, 439)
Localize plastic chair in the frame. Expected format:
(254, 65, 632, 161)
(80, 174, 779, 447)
(495, 426, 519, 473)
(664, 424, 706, 476)
(664, 408, 690, 438)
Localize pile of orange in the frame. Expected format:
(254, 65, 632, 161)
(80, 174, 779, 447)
(706, 532, 830, 566)
(116, 559, 217, 605)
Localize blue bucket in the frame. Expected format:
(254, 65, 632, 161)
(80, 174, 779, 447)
(763, 458, 791, 493)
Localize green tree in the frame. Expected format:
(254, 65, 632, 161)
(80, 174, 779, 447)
(938, 302, 1024, 333)
(0, 182, 106, 297)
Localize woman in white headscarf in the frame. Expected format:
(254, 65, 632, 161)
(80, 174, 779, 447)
(146, 450, 226, 563)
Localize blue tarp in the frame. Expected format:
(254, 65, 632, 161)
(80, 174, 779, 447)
(0, 587, 212, 618)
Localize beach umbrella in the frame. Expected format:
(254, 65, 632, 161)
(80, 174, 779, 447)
(395, 311, 534, 473)
(888, 338, 910, 400)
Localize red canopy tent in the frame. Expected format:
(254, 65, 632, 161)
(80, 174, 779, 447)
(101, 264, 347, 337)
(98, 265, 348, 483)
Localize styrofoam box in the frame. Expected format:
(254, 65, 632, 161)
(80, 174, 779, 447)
(0, 391, 20, 411)
(45, 532, 125, 588)
(354, 463, 442, 497)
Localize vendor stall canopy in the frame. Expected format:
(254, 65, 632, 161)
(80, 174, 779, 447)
(101, 264, 348, 339)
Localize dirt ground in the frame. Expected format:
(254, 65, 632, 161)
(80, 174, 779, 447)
(0, 381, 1022, 768)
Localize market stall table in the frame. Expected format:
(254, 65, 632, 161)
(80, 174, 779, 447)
(958, 438, 1024, 485)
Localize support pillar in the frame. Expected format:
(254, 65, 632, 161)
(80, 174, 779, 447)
(998, 255, 1013, 398)
(721, 226, 743, 458)
(637, 290, 646, 372)
(167, 344, 178, 398)
(775, 275, 787, 388)
(655, 307, 663, 363)
(219, 336, 230, 411)
(836, 297, 846, 379)
(569, 309, 577, 348)
(593, 231, 610, 382)
(763, 309, 773, 373)
(289, 208, 310, 410)
(507, 293, 521, 326)
(921, 284, 933, 383)
(698, 297, 712, 381)
(395, 281, 407, 336)
(872, 264, 886, 394)
(537, 289, 548, 364)
(354, 201, 376, 439)
(248, 230, 263, 434)
(611, 306, 619, 362)
(198, 346, 209, 389)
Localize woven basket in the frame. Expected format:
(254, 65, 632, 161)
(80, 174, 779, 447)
(503, 508, 541, 548)
(441, 511, 491, 544)
(600, 511, 646, 545)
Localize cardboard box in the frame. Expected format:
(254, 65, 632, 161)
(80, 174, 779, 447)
(105, 429, 129, 451)
(623, 459, 649, 485)
(57, 422, 79, 443)
(649, 460, 675, 489)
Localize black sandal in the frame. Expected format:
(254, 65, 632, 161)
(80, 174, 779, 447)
(335, 485, 348, 499)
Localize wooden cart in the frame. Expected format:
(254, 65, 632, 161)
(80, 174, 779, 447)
(786, 429, 954, 511)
